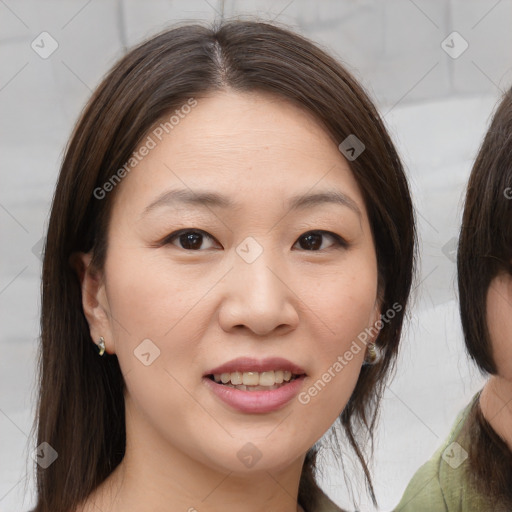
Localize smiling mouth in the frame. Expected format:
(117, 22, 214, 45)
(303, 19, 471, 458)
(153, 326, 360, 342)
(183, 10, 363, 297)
(207, 370, 304, 391)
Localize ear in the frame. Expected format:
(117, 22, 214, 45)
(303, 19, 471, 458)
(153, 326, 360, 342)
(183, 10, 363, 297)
(69, 251, 114, 355)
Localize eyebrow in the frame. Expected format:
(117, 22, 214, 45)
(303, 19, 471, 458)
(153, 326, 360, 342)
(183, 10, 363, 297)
(140, 188, 362, 219)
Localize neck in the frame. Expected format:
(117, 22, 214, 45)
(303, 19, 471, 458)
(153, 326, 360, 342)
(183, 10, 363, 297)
(479, 375, 512, 452)
(80, 405, 306, 512)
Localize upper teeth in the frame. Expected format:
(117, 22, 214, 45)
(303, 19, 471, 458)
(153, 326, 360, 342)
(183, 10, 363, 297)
(213, 370, 294, 386)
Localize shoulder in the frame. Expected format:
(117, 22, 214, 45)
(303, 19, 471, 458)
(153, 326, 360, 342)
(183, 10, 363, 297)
(393, 394, 483, 512)
(393, 456, 447, 512)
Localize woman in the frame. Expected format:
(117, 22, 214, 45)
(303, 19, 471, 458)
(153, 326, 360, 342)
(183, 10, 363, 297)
(32, 20, 415, 512)
(395, 88, 512, 511)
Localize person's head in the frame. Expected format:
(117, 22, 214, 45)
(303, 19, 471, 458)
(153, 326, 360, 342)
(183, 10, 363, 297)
(457, 87, 512, 505)
(458, 87, 512, 378)
(34, 20, 415, 512)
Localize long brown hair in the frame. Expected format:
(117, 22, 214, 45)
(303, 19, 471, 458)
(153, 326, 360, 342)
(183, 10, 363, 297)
(33, 19, 416, 512)
(457, 87, 512, 506)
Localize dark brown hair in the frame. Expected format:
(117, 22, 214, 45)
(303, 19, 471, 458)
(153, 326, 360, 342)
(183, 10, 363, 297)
(33, 19, 415, 512)
(457, 87, 512, 506)
(466, 401, 512, 508)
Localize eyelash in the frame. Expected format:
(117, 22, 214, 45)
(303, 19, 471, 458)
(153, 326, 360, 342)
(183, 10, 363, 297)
(161, 229, 349, 252)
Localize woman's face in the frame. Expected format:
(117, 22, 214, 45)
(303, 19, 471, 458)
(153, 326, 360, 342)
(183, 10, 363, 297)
(486, 271, 512, 380)
(81, 90, 380, 476)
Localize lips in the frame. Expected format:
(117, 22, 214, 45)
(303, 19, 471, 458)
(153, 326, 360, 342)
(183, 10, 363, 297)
(203, 357, 307, 413)
(205, 356, 306, 376)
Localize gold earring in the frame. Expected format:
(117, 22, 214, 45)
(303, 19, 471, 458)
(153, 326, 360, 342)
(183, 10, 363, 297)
(97, 336, 106, 356)
(364, 342, 380, 364)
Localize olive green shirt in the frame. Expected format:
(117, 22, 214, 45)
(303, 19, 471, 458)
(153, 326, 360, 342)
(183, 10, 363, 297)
(393, 392, 500, 512)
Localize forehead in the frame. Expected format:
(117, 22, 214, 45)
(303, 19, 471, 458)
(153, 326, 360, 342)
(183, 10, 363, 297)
(110, 90, 367, 219)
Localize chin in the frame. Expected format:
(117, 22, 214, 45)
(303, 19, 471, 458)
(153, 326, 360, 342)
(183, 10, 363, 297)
(193, 435, 310, 476)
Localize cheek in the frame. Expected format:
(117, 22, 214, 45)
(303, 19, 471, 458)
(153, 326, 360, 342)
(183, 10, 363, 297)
(291, 257, 378, 429)
(104, 251, 212, 446)
(105, 246, 209, 337)
(487, 288, 512, 380)
(299, 254, 379, 347)
(102, 247, 215, 405)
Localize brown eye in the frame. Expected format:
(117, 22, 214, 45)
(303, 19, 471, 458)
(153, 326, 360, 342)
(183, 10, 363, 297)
(165, 229, 220, 251)
(294, 231, 348, 251)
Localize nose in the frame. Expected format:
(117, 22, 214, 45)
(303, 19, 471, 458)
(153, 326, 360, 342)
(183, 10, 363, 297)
(217, 247, 300, 337)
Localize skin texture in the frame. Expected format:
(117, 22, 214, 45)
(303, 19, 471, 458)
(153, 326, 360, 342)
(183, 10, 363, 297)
(74, 90, 381, 512)
(480, 272, 512, 453)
